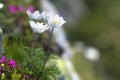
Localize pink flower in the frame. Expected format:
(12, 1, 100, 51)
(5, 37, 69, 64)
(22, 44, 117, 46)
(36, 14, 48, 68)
(8, 5, 16, 14)
(8, 59, 16, 68)
(27, 6, 34, 13)
(0, 56, 6, 63)
(17, 6, 24, 12)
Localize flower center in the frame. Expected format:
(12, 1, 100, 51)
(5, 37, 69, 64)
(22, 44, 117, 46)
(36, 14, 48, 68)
(53, 20, 59, 25)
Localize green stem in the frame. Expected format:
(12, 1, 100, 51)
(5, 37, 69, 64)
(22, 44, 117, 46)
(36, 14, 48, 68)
(43, 27, 54, 66)
(37, 28, 54, 80)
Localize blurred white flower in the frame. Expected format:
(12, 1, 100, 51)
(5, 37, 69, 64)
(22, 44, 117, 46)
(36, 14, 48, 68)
(84, 47, 100, 61)
(0, 28, 2, 34)
(48, 14, 66, 28)
(0, 3, 4, 9)
(26, 10, 42, 20)
(29, 21, 49, 33)
(41, 11, 53, 22)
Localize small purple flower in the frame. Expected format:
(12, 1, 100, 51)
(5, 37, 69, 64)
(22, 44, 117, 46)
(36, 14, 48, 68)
(0, 56, 6, 63)
(8, 5, 16, 14)
(27, 6, 34, 13)
(8, 59, 16, 68)
(17, 6, 24, 12)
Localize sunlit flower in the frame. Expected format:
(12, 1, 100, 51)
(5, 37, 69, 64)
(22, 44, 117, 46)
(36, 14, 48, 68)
(26, 10, 42, 20)
(29, 20, 49, 33)
(8, 59, 16, 68)
(47, 14, 66, 28)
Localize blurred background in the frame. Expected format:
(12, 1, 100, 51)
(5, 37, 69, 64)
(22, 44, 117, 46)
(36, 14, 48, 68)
(0, 0, 120, 80)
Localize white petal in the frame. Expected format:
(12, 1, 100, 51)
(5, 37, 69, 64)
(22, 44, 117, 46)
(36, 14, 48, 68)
(27, 10, 34, 20)
(29, 21, 49, 33)
(27, 10, 42, 20)
(54, 15, 59, 20)
(41, 11, 47, 20)
(29, 21, 38, 32)
(33, 11, 42, 20)
(42, 11, 54, 22)
(38, 24, 49, 33)
(45, 12, 66, 28)
(58, 17, 66, 27)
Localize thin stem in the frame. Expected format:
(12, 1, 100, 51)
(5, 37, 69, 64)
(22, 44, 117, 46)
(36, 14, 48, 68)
(40, 35, 44, 48)
(38, 28, 54, 80)
(31, 32, 34, 47)
(43, 27, 54, 66)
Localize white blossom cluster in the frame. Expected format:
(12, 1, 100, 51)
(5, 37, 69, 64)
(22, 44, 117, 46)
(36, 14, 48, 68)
(26, 10, 66, 33)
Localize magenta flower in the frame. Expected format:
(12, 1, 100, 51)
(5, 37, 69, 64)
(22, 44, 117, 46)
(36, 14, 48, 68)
(0, 56, 6, 63)
(27, 6, 34, 13)
(8, 59, 16, 68)
(8, 5, 16, 14)
(17, 6, 24, 12)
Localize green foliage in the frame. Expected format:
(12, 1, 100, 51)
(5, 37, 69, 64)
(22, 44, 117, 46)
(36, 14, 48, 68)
(7, 46, 60, 80)
(2, 30, 60, 80)
(1, 32, 60, 80)
(11, 70, 21, 80)
(0, 0, 61, 80)
(0, 46, 60, 80)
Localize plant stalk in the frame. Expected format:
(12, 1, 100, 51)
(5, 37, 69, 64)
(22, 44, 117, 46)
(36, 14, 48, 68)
(43, 27, 54, 67)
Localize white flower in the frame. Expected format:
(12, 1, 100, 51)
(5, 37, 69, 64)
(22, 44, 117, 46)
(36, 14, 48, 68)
(26, 10, 42, 20)
(29, 21, 49, 33)
(84, 47, 100, 61)
(0, 3, 4, 9)
(41, 11, 54, 22)
(47, 14, 66, 28)
(0, 27, 2, 34)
